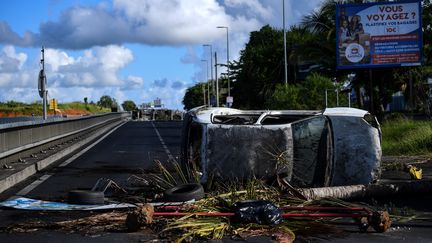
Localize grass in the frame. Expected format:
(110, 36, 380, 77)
(381, 117, 432, 156)
(0, 101, 110, 115)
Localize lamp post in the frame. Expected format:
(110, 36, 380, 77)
(216, 26, 230, 100)
(283, 0, 288, 86)
(203, 44, 214, 95)
(201, 59, 210, 106)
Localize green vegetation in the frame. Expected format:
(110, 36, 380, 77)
(0, 101, 110, 116)
(382, 117, 432, 156)
(58, 102, 110, 113)
(121, 100, 137, 111)
(0, 101, 42, 114)
(183, 83, 206, 110)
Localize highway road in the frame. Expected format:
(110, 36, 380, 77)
(0, 120, 431, 242)
(0, 120, 182, 242)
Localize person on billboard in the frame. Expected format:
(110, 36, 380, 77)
(339, 19, 352, 44)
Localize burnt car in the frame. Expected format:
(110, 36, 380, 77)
(180, 107, 381, 187)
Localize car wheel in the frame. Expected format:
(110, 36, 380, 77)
(68, 190, 105, 205)
(163, 183, 204, 202)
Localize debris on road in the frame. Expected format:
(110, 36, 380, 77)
(0, 197, 135, 210)
(125, 204, 154, 232)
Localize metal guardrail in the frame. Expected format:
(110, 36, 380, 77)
(0, 112, 130, 161)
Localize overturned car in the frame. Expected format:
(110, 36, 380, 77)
(180, 107, 382, 187)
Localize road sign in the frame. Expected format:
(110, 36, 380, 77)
(49, 99, 58, 110)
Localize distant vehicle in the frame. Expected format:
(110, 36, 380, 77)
(181, 107, 381, 187)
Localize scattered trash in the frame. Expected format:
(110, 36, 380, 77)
(232, 200, 283, 225)
(163, 183, 204, 202)
(0, 197, 135, 211)
(406, 165, 422, 180)
(368, 211, 392, 233)
(125, 204, 154, 232)
(68, 190, 105, 205)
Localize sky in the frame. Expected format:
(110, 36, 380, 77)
(0, 0, 323, 110)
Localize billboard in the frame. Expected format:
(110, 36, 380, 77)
(336, 0, 422, 69)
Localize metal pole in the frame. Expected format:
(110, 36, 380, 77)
(217, 26, 230, 97)
(202, 60, 210, 106)
(336, 89, 339, 107)
(203, 44, 214, 95)
(283, 0, 288, 86)
(202, 84, 206, 106)
(215, 52, 219, 107)
(348, 92, 351, 108)
(41, 47, 47, 120)
(369, 69, 374, 114)
(325, 89, 328, 108)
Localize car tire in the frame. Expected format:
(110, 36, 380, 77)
(163, 183, 204, 202)
(68, 190, 105, 205)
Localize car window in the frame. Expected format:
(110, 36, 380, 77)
(291, 115, 330, 187)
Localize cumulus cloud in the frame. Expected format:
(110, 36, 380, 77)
(45, 45, 134, 87)
(0, 0, 263, 50)
(152, 78, 168, 88)
(124, 75, 144, 90)
(0, 46, 33, 89)
(0, 45, 144, 105)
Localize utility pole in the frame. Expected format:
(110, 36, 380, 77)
(38, 47, 48, 120)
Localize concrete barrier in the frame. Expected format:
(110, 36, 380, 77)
(0, 112, 130, 162)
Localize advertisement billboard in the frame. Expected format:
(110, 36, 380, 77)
(336, 0, 422, 69)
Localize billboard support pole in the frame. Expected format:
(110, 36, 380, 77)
(368, 69, 374, 114)
(409, 71, 413, 117)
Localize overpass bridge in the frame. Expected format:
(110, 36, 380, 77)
(0, 110, 183, 194)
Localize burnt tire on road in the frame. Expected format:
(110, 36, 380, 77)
(163, 183, 204, 202)
(68, 190, 105, 205)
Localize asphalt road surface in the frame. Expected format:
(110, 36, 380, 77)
(0, 120, 431, 242)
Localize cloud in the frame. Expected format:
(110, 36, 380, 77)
(171, 81, 187, 89)
(124, 75, 144, 90)
(0, 45, 144, 106)
(0, 0, 263, 49)
(0, 46, 32, 88)
(142, 79, 189, 110)
(152, 78, 168, 88)
(45, 45, 134, 87)
(224, 0, 273, 22)
(180, 46, 199, 64)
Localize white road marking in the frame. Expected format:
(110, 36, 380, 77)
(16, 122, 126, 196)
(151, 122, 175, 162)
(16, 174, 52, 196)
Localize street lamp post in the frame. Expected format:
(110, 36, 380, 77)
(283, 0, 288, 86)
(201, 59, 210, 106)
(203, 44, 214, 97)
(216, 26, 230, 101)
(214, 52, 219, 107)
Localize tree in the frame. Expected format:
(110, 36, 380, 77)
(183, 83, 206, 110)
(266, 84, 302, 110)
(97, 95, 117, 109)
(230, 25, 285, 109)
(121, 100, 137, 111)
